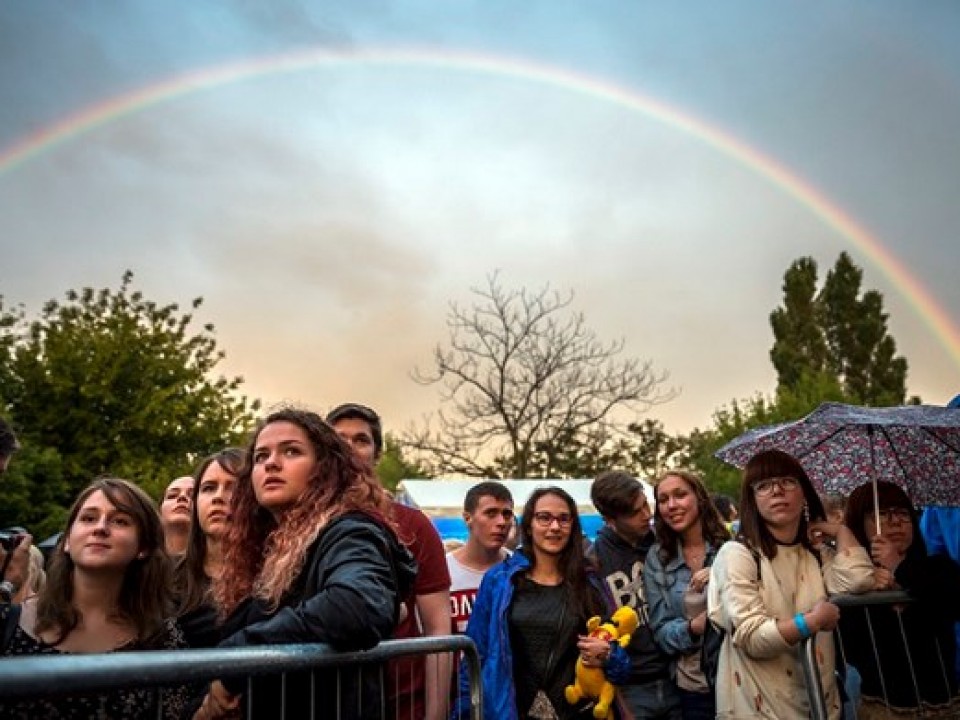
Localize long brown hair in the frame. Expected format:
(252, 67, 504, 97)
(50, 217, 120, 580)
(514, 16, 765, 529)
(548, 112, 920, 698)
(653, 469, 730, 564)
(213, 407, 393, 617)
(37, 478, 172, 646)
(737, 449, 825, 559)
(518, 486, 602, 620)
(174, 448, 245, 617)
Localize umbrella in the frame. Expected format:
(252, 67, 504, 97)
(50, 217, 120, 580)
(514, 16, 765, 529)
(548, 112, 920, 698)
(714, 402, 960, 531)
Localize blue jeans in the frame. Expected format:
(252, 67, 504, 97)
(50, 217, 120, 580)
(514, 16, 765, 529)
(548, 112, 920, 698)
(619, 678, 681, 720)
(678, 688, 715, 720)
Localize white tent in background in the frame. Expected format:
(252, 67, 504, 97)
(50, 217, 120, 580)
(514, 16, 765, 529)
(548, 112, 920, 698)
(394, 478, 654, 518)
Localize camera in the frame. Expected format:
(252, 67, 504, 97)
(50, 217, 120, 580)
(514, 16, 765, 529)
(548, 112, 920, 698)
(0, 526, 27, 552)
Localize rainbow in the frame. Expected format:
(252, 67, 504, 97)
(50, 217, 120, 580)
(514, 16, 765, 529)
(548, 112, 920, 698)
(2, 46, 958, 368)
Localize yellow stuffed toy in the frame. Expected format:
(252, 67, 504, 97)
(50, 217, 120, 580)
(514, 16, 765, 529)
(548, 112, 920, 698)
(564, 605, 640, 719)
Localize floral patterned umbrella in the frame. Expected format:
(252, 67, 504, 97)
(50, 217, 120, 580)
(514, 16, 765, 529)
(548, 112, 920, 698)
(714, 402, 960, 507)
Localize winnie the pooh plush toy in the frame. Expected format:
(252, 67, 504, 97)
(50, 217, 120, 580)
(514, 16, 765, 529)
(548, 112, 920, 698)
(564, 605, 639, 719)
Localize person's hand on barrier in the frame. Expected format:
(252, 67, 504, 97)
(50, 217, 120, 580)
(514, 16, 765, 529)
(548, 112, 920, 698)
(808, 599, 840, 633)
(194, 680, 240, 720)
(688, 567, 711, 593)
(872, 567, 896, 590)
(870, 534, 904, 572)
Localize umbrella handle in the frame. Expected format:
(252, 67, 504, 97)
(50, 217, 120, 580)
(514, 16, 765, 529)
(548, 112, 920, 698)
(873, 480, 881, 538)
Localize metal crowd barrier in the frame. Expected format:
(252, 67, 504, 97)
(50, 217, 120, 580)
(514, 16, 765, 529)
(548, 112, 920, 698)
(0, 634, 482, 719)
(800, 590, 957, 720)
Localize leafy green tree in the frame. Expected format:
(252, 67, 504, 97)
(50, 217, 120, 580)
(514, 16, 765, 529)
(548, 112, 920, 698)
(771, 252, 907, 405)
(680, 253, 910, 498)
(376, 433, 428, 493)
(3, 272, 260, 521)
(678, 372, 848, 499)
(405, 273, 673, 478)
(0, 443, 69, 539)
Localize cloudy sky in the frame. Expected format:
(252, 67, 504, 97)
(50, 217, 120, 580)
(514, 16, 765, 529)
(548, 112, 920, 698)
(1, 1, 959, 439)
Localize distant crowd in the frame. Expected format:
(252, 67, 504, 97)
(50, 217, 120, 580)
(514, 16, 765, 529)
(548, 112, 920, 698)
(1, 406, 959, 720)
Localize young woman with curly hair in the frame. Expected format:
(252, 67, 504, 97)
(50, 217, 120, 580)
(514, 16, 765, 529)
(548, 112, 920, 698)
(642, 469, 730, 719)
(193, 408, 416, 720)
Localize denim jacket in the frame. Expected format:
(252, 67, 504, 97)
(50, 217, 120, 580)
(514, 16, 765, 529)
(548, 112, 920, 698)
(641, 542, 720, 662)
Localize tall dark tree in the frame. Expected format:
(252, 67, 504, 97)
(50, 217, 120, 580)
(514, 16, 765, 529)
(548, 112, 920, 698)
(2, 272, 260, 528)
(405, 273, 673, 478)
(770, 252, 907, 406)
(770, 257, 828, 389)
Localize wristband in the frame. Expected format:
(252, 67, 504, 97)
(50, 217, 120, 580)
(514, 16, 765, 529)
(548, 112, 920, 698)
(794, 612, 812, 639)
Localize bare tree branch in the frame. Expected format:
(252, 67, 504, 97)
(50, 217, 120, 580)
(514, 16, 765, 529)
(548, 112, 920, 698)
(405, 273, 675, 477)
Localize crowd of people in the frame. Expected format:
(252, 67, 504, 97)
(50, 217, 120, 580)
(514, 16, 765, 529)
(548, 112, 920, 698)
(1, 408, 960, 720)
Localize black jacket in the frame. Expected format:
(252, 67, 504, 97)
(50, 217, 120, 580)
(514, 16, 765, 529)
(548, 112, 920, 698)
(218, 512, 418, 719)
(588, 526, 672, 682)
(839, 549, 960, 709)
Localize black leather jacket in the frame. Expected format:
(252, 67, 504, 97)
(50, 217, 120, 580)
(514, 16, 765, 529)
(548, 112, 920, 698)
(218, 512, 418, 719)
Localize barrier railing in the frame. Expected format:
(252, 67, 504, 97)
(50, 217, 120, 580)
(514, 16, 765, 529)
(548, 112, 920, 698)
(0, 634, 482, 719)
(800, 591, 958, 720)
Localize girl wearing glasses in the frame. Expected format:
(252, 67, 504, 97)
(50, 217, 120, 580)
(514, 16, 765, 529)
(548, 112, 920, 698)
(707, 450, 873, 720)
(839, 481, 960, 718)
(453, 486, 630, 720)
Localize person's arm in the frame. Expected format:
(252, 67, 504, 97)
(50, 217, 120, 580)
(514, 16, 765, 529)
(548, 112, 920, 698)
(416, 588, 453, 720)
(811, 521, 874, 594)
(453, 574, 495, 720)
(715, 543, 793, 659)
(640, 550, 698, 656)
(220, 521, 398, 650)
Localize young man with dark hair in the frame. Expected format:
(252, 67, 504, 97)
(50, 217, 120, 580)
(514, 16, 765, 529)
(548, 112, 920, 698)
(446, 481, 514, 633)
(0, 417, 32, 604)
(590, 470, 681, 719)
(326, 403, 452, 720)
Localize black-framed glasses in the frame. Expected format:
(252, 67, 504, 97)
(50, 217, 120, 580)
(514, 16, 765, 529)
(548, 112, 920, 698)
(752, 476, 800, 497)
(871, 507, 912, 525)
(532, 511, 573, 528)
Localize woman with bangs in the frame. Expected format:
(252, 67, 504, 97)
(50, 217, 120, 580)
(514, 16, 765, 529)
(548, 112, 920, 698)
(192, 407, 416, 720)
(174, 447, 244, 649)
(839, 481, 960, 719)
(642, 469, 730, 719)
(0, 477, 187, 719)
(453, 486, 631, 720)
(707, 450, 874, 720)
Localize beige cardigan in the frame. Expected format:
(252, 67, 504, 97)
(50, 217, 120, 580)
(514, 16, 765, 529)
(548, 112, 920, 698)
(707, 541, 873, 719)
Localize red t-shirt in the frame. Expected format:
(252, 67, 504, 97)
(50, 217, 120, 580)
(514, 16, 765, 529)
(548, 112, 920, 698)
(388, 503, 452, 718)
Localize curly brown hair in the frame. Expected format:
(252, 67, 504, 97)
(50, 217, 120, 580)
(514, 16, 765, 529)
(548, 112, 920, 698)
(213, 407, 394, 617)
